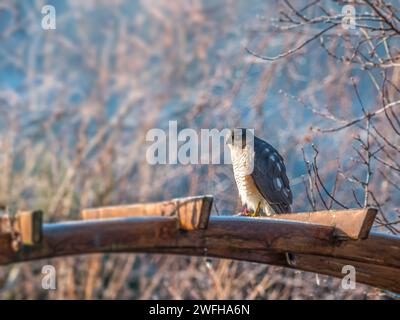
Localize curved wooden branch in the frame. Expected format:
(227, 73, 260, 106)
(0, 216, 399, 293)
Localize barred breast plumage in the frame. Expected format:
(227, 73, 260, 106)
(230, 144, 275, 215)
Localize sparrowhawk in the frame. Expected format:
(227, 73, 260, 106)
(226, 128, 292, 216)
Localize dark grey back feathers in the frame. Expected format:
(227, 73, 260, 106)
(251, 136, 292, 214)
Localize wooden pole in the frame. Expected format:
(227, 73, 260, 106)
(0, 216, 399, 293)
(271, 208, 377, 240)
(82, 198, 376, 240)
(0, 210, 43, 251)
(82, 195, 213, 231)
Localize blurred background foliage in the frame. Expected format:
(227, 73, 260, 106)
(0, 0, 399, 299)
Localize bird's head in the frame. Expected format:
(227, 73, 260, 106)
(225, 128, 254, 150)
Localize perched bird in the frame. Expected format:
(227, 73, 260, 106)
(226, 128, 292, 216)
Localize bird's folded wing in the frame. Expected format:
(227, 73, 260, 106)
(251, 139, 292, 214)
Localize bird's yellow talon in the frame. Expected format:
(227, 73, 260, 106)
(254, 202, 261, 217)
